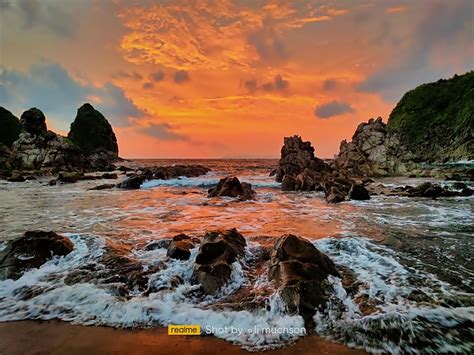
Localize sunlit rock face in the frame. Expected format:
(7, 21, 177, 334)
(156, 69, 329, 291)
(335, 117, 414, 177)
(12, 108, 87, 172)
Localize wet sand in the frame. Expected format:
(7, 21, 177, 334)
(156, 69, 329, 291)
(0, 321, 366, 355)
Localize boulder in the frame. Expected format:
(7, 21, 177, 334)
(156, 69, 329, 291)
(7, 172, 25, 182)
(208, 177, 256, 200)
(153, 165, 210, 179)
(0, 231, 74, 280)
(0, 107, 22, 147)
(68, 103, 119, 163)
(407, 182, 443, 198)
(167, 234, 199, 260)
(349, 184, 371, 200)
(58, 171, 83, 183)
(116, 175, 146, 189)
(20, 108, 47, 135)
(268, 235, 339, 325)
(193, 229, 246, 294)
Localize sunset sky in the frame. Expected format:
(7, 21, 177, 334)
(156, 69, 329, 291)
(1, 0, 472, 158)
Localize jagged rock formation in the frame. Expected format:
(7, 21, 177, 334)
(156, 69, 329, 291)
(193, 229, 246, 294)
(207, 176, 256, 200)
(0, 107, 21, 147)
(166, 234, 200, 260)
(275, 135, 334, 191)
(274, 135, 370, 202)
(11, 108, 88, 172)
(0, 231, 74, 280)
(268, 235, 339, 325)
(68, 103, 119, 168)
(335, 117, 414, 176)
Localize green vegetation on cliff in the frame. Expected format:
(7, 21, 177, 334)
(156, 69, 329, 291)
(387, 71, 474, 162)
(68, 103, 118, 156)
(0, 107, 22, 147)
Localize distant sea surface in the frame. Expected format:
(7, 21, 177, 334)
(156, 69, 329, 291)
(0, 159, 473, 353)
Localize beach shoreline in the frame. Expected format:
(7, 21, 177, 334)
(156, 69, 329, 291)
(0, 320, 366, 355)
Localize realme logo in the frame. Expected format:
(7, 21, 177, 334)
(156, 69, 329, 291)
(168, 325, 201, 335)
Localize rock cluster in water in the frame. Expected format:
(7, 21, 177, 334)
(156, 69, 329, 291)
(275, 135, 370, 203)
(207, 176, 256, 200)
(0, 104, 119, 178)
(116, 164, 211, 189)
(0, 231, 74, 280)
(1, 229, 341, 324)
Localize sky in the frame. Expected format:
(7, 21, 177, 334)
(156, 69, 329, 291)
(0, 0, 472, 158)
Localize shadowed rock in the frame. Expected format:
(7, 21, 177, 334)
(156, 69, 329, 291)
(20, 108, 47, 136)
(0, 231, 74, 280)
(0, 107, 21, 147)
(208, 176, 256, 200)
(193, 228, 246, 294)
(167, 234, 199, 260)
(268, 235, 339, 326)
(116, 175, 146, 189)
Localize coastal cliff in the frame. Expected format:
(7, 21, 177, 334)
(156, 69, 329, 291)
(335, 72, 474, 177)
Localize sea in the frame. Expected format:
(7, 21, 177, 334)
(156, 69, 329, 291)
(0, 159, 472, 353)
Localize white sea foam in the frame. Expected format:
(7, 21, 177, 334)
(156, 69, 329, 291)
(313, 237, 473, 353)
(0, 234, 303, 350)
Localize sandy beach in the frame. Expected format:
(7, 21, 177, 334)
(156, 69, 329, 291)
(0, 321, 366, 355)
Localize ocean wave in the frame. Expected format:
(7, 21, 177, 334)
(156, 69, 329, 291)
(141, 173, 281, 189)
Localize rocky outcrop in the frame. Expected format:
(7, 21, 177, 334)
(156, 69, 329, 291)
(68, 103, 119, 166)
(335, 72, 474, 177)
(274, 136, 370, 202)
(275, 135, 333, 191)
(0, 231, 74, 280)
(0, 107, 21, 147)
(387, 72, 474, 163)
(335, 117, 414, 177)
(116, 165, 210, 189)
(207, 177, 256, 200)
(268, 235, 339, 325)
(193, 229, 246, 294)
(9, 108, 89, 173)
(366, 181, 473, 198)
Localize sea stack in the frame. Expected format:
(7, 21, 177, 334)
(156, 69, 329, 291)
(68, 103, 119, 166)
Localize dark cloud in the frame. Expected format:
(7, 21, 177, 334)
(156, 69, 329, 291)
(150, 70, 165, 82)
(139, 123, 189, 141)
(245, 75, 289, 93)
(0, 62, 144, 129)
(174, 70, 190, 84)
(13, 0, 77, 38)
(314, 101, 354, 118)
(143, 82, 154, 90)
(358, 0, 472, 101)
(244, 79, 258, 93)
(248, 24, 288, 63)
(322, 79, 337, 91)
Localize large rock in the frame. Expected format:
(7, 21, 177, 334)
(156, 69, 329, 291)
(0, 231, 74, 280)
(10, 108, 89, 173)
(268, 235, 339, 325)
(193, 229, 246, 294)
(207, 177, 256, 200)
(335, 117, 414, 177)
(20, 108, 47, 135)
(116, 175, 146, 189)
(0, 107, 21, 147)
(68, 103, 119, 164)
(275, 135, 332, 191)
